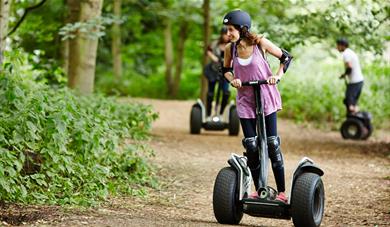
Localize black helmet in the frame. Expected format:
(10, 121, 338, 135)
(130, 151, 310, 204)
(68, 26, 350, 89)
(223, 10, 251, 30)
(336, 38, 349, 47)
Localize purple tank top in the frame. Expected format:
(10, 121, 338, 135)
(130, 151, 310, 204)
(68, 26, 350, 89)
(232, 44, 282, 118)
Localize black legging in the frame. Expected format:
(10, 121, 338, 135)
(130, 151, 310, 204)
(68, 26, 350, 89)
(240, 112, 285, 192)
(240, 112, 277, 137)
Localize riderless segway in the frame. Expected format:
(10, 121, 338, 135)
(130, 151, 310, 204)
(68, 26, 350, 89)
(339, 77, 373, 140)
(213, 80, 325, 227)
(190, 63, 240, 136)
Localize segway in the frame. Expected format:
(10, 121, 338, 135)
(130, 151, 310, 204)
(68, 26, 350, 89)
(190, 69, 240, 136)
(339, 77, 373, 140)
(213, 80, 325, 227)
(340, 111, 373, 140)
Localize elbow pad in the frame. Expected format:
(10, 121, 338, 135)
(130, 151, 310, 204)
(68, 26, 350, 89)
(222, 67, 233, 75)
(279, 49, 293, 73)
(345, 67, 352, 75)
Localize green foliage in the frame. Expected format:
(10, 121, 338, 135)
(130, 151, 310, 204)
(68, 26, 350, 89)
(0, 53, 158, 205)
(59, 15, 126, 40)
(286, 0, 390, 54)
(9, 0, 66, 59)
(96, 28, 203, 100)
(2, 50, 66, 87)
(96, 66, 201, 100)
(96, 72, 167, 99)
(215, 0, 389, 53)
(359, 62, 390, 128)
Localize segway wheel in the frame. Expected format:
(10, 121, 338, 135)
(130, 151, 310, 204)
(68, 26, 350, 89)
(213, 167, 243, 224)
(190, 105, 202, 134)
(228, 106, 240, 136)
(361, 124, 373, 140)
(340, 118, 365, 140)
(291, 172, 325, 227)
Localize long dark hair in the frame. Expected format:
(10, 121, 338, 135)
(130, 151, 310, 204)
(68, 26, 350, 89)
(234, 25, 263, 46)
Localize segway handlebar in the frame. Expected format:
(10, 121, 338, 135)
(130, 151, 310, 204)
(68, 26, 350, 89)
(242, 79, 279, 86)
(241, 80, 268, 86)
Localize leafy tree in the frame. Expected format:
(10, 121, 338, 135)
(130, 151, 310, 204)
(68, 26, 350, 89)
(8, 0, 64, 62)
(147, 0, 202, 98)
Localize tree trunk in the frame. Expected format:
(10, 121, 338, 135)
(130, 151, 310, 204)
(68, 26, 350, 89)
(66, 0, 80, 85)
(62, 0, 80, 76)
(61, 39, 69, 75)
(112, 0, 122, 78)
(171, 20, 188, 98)
(164, 18, 174, 97)
(201, 0, 210, 103)
(0, 0, 10, 68)
(68, 0, 103, 95)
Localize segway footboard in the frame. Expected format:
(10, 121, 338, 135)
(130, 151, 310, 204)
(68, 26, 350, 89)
(241, 197, 291, 219)
(229, 154, 291, 220)
(203, 121, 228, 130)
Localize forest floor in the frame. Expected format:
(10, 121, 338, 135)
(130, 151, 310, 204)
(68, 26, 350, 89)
(1, 99, 389, 227)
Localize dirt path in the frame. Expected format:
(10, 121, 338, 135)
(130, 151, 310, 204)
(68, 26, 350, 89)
(4, 99, 390, 226)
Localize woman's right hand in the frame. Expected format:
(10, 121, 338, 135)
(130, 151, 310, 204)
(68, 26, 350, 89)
(230, 78, 242, 88)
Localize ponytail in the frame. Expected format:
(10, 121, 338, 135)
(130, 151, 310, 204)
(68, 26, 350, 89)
(240, 27, 263, 46)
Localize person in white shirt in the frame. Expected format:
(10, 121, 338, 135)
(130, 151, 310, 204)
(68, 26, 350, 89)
(336, 38, 364, 114)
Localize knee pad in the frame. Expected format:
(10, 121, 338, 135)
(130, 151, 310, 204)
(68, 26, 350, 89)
(242, 136, 257, 152)
(242, 137, 260, 169)
(267, 136, 284, 169)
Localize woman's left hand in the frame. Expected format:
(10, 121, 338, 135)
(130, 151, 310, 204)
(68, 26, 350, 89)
(268, 75, 281, 85)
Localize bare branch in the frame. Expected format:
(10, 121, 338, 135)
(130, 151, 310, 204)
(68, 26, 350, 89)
(6, 0, 47, 37)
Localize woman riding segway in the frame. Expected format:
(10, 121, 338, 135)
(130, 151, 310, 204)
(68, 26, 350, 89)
(222, 10, 293, 202)
(204, 27, 231, 120)
(213, 10, 325, 227)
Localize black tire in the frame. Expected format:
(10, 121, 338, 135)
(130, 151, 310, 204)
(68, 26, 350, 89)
(340, 118, 365, 140)
(228, 106, 240, 136)
(291, 173, 325, 227)
(190, 105, 202, 134)
(361, 123, 373, 140)
(213, 167, 243, 224)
